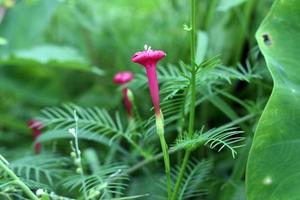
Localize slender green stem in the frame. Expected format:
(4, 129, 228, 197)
(188, 0, 196, 138)
(171, 0, 197, 199)
(73, 111, 88, 200)
(0, 158, 39, 200)
(156, 113, 172, 199)
(171, 149, 191, 199)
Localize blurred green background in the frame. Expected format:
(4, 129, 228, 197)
(0, 0, 273, 156)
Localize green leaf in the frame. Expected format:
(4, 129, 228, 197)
(0, 0, 58, 53)
(174, 124, 244, 158)
(60, 164, 128, 198)
(246, 1, 300, 199)
(0, 44, 103, 75)
(10, 154, 69, 186)
(176, 159, 212, 200)
(37, 130, 128, 156)
(39, 104, 126, 136)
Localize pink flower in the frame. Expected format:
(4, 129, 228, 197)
(28, 120, 43, 154)
(113, 71, 134, 117)
(132, 47, 166, 115)
(113, 71, 134, 85)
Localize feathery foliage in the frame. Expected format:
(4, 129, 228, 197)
(60, 164, 129, 199)
(174, 124, 244, 158)
(39, 104, 127, 135)
(10, 154, 69, 186)
(174, 159, 212, 200)
(36, 130, 128, 155)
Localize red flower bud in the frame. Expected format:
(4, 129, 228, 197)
(28, 120, 43, 154)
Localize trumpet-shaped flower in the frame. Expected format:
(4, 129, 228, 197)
(113, 71, 134, 117)
(132, 47, 166, 115)
(28, 120, 43, 154)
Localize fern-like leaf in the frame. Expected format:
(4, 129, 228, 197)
(9, 154, 69, 186)
(172, 159, 212, 200)
(173, 124, 244, 158)
(39, 104, 130, 137)
(36, 129, 128, 156)
(60, 164, 128, 199)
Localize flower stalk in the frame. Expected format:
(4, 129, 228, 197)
(69, 110, 88, 200)
(132, 46, 172, 199)
(155, 113, 172, 198)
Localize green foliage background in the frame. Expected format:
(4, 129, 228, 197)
(0, 0, 281, 199)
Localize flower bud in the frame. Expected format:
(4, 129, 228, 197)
(70, 152, 76, 159)
(76, 167, 82, 174)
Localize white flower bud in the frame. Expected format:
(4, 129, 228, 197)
(76, 167, 82, 174)
(68, 128, 76, 137)
(36, 188, 44, 196)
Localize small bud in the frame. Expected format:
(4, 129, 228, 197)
(89, 188, 95, 196)
(50, 192, 56, 198)
(74, 158, 81, 166)
(76, 167, 82, 174)
(70, 152, 76, 159)
(36, 188, 44, 196)
(127, 89, 134, 102)
(94, 190, 100, 196)
(68, 128, 76, 137)
(92, 190, 100, 197)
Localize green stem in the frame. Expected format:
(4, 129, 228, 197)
(171, 150, 191, 200)
(171, 0, 197, 199)
(156, 113, 172, 199)
(188, 0, 197, 138)
(0, 158, 39, 200)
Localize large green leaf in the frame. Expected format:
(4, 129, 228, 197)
(0, 44, 103, 75)
(246, 0, 300, 199)
(0, 0, 58, 54)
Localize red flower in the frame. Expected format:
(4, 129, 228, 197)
(113, 71, 134, 117)
(28, 120, 43, 154)
(132, 47, 166, 115)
